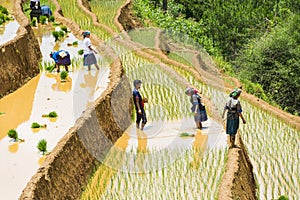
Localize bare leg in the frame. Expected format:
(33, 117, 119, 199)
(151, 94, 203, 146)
(94, 63, 100, 70)
(88, 65, 91, 71)
(136, 123, 140, 129)
(141, 123, 145, 130)
(56, 64, 60, 73)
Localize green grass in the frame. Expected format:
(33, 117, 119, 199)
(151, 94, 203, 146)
(57, 0, 111, 40)
(89, 0, 126, 32)
(81, 148, 227, 199)
(7, 129, 18, 141)
(31, 122, 47, 129)
(128, 28, 157, 48)
(37, 139, 47, 155)
(60, 70, 68, 80)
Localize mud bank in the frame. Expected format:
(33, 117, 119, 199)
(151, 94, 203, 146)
(0, 0, 41, 97)
(218, 134, 257, 200)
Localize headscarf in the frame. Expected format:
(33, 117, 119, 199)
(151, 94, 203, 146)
(185, 87, 195, 95)
(82, 31, 91, 37)
(230, 88, 242, 98)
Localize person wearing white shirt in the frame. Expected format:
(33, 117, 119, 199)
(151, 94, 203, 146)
(82, 31, 99, 71)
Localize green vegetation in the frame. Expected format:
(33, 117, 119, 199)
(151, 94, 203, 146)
(42, 111, 58, 118)
(237, 14, 300, 115)
(60, 71, 68, 80)
(0, 112, 5, 115)
(37, 139, 47, 155)
(40, 15, 47, 24)
(278, 195, 289, 200)
(49, 15, 55, 22)
(60, 25, 68, 33)
(0, 5, 11, 25)
(72, 41, 78, 46)
(133, 0, 300, 115)
(78, 49, 84, 55)
(30, 18, 37, 26)
(180, 132, 194, 137)
(31, 122, 47, 129)
(7, 129, 18, 141)
(52, 30, 65, 41)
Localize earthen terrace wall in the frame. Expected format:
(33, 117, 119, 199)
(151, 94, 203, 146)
(0, 0, 41, 97)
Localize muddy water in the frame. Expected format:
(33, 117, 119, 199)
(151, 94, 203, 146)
(0, 68, 110, 199)
(0, 20, 20, 45)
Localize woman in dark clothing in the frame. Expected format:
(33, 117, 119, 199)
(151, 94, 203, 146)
(133, 80, 147, 130)
(185, 87, 207, 129)
(222, 88, 246, 148)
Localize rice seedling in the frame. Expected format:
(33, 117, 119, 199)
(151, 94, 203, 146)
(49, 15, 55, 22)
(7, 129, 24, 142)
(78, 49, 84, 55)
(31, 122, 47, 129)
(72, 41, 78, 46)
(60, 25, 68, 33)
(0, 112, 5, 115)
(40, 15, 48, 24)
(60, 71, 68, 81)
(37, 139, 47, 155)
(52, 31, 60, 41)
(42, 111, 58, 118)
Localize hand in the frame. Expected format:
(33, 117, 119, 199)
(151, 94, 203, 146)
(194, 112, 198, 116)
(243, 119, 246, 124)
(138, 110, 142, 114)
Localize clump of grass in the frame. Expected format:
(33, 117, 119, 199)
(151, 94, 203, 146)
(42, 111, 58, 118)
(0, 5, 10, 25)
(37, 139, 47, 155)
(72, 41, 78, 46)
(49, 15, 55, 22)
(7, 129, 18, 141)
(31, 18, 37, 26)
(7, 129, 24, 142)
(31, 122, 47, 129)
(60, 71, 68, 81)
(45, 65, 55, 72)
(0, 112, 5, 115)
(278, 195, 289, 200)
(78, 49, 84, 55)
(40, 15, 47, 24)
(52, 31, 60, 41)
(59, 30, 65, 37)
(180, 132, 195, 137)
(60, 25, 68, 33)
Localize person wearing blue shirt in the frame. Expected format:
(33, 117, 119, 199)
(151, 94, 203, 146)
(50, 50, 71, 73)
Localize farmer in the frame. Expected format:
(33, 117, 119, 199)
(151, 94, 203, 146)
(222, 88, 246, 148)
(82, 31, 99, 71)
(133, 80, 147, 130)
(185, 87, 207, 129)
(50, 50, 71, 73)
(41, 5, 52, 18)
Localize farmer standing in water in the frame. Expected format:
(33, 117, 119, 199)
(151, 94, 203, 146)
(185, 87, 207, 129)
(82, 31, 99, 71)
(133, 80, 147, 130)
(222, 88, 246, 148)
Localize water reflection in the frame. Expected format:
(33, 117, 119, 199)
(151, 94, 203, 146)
(0, 20, 20, 45)
(0, 75, 40, 140)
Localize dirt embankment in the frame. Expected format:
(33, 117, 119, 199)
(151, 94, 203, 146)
(0, 0, 41, 98)
(20, 1, 132, 199)
(218, 134, 257, 200)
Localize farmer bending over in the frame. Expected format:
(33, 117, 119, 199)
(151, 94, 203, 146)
(50, 50, 71, 73)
